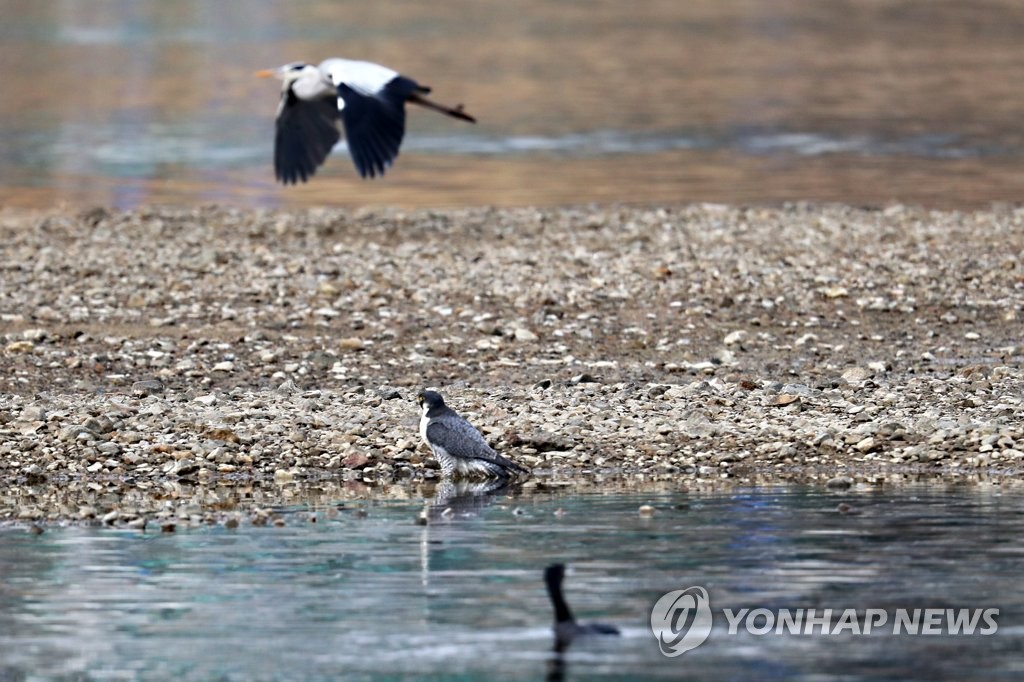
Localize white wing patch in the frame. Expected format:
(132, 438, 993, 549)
(320, 58, 399, 96)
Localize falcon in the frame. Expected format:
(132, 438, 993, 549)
(417, 390, 528, 481)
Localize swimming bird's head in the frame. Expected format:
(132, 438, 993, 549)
(545, 563, 567, 588)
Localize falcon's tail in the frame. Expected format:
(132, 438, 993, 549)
(497, 453, 531, 480)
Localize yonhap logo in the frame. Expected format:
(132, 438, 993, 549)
(650, 586, 1000, 657)
(649, 586, 713, 656)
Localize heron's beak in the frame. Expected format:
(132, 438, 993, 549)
(254, 69, 277, 78)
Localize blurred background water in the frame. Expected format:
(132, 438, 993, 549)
(1, 484, 1022, 680)
(1, 0, 1024, 209)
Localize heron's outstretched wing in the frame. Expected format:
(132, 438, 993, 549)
(274, 88, 341, 184)
(337, 77, 420, 179)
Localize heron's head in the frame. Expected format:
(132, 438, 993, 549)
(255, 62, 318, 83)
(417, 390, 445, 412)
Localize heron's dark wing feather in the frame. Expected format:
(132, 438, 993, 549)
(426, 419, 528, 474)
(337, 76, 419, 179)
(274, 88, 341, 185)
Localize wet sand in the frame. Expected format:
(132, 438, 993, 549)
(1, 203, 1023, 525)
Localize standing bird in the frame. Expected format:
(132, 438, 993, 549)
(256, 59, 476, 183)
(544, 563, 621, 651)
(417, 390, 529, 481)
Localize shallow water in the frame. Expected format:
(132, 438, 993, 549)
(1, 483, 1022, 680)
(3, 0, 1024, 209)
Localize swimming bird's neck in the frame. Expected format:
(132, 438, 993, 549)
(546, 575, 576, 625)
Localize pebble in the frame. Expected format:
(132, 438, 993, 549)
(513, 327, 539, 342)
(132, 379, 165, 396)
(97, 442, 121, 456)
(854, 437, 877, 453)
(841, 367, 873, 384)
(723, 330, 746, 345)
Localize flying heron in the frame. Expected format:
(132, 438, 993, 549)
(257, 58, 476, 183)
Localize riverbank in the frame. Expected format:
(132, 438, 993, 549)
(2, 203, 1022, 524)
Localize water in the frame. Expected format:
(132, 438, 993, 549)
(2, 0, 1024, 209)
(2, 483, 1022, 680)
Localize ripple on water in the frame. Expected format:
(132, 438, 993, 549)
(0, 485, 1021, 679)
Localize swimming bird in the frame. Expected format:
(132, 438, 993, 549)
(544, 563, 620, 650)
(257, 59, 476, 183)
(417, 390, 529, 481)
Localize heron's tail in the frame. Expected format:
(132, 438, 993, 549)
(408, 92, 477, 123)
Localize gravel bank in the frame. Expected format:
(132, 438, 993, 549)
(2, 203, 1023, 523)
